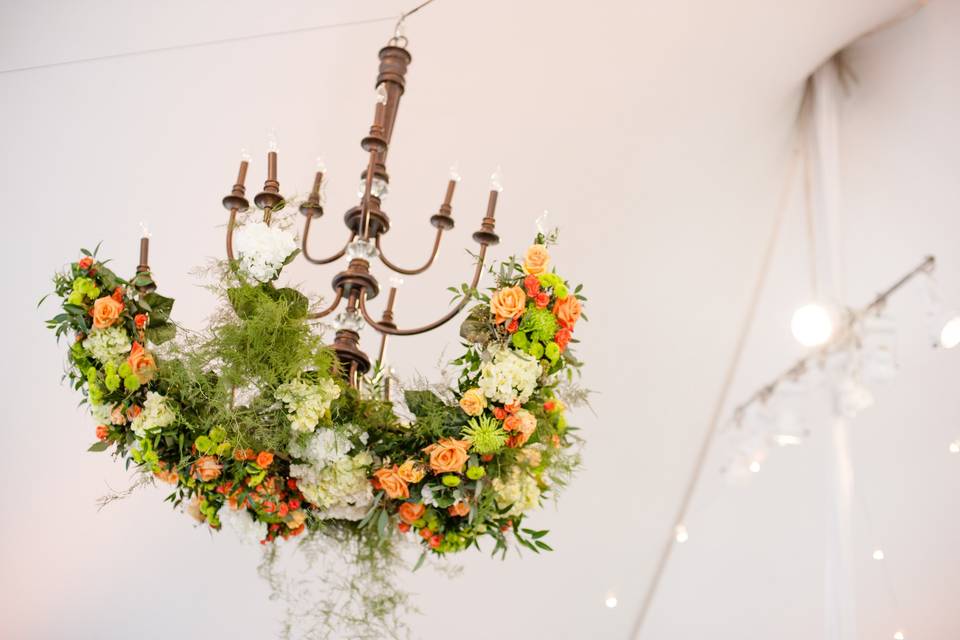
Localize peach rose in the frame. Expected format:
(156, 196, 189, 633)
(552, 294, 582, 329)
(92, 295, 125, 329)
(110, 405, 127, 426)
(186, 497, 205, 523)
(490, 286, 526, 325)
(398, 501, 426, 524)
(423, 438, 471, 474)
(95, 424, 109, 441)
(154, 462, 179, 484)
(127, 342, 157, 383)
(373, 466, 409, 499)
(505, 409, 537, 447)
(448, 501, 470, 517)
(522, 244, 550, 275)
(192, 455, 222, 482)
(397, 460, 426, 484)
(286, 509, 307, 530)
(458, 388, 486, 417)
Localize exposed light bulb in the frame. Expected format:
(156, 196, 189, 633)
(139, 221, 152, 238)
(604, 595, 618, 609)
(489, 166, 503, 193)
(389, 275, 405, 289)
(674, 524, 689, 543)
(938, 315, 960, 349)
(791, 303, 834, 347)
(315, 156, 327, 172)
(240, 147, 252, 163)
(748, 461, 761, 473)
(949, 440, 960, 454)
(872, 549, 885, 560)
(893, 632, 905, 640)
(448, 162, 461, 183)
(267, 129, 279, 153)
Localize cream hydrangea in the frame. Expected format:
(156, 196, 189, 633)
(218, 505, 268, 545)
(82, 326, 131, 364)
(478, 344, 541, 405)
(492, 466, 541, 517)
(90, 402, 113, 425)
(275, 378, 341, 432)
(289, 425, 374, 520)
(130, 391, 176, 437)
(234, 221, 298, 283)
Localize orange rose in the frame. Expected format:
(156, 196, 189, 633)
(256, 451, 274, 468)
(505, 409, 537, 447)
(192, 455, 222, 482)
(490, 286, 526, 325)
(448, 501, 470, 517)
(127, 342, 157, 383)
(154, 462, 179, 484)
(423, 438, 471, 474)
(522, 244, 550, 275)
(95, 424, 109, 441)
(397, 460, 426, 484)
(372, 466, 409, 499)
(458, 388, 486, 417)
(92, 295, 125, 329)
(398, 501, 426, 524)
(552, 294, 582, 329)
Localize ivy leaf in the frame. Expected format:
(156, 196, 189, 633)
(146, 323, 176, 345)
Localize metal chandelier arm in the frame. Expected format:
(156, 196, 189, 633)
(358, 245, 488, 336)
(306, 289, 343, 320)
(375, 228, 444, 275)
(302, 215, 354, 265)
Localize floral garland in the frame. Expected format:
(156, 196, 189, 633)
(46, 223, 586, 633)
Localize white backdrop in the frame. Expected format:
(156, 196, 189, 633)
(1, 1, 958, 638)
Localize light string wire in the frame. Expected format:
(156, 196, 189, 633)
(629, 4, 931, 635)
(0, 1, 442, 76)
(629, 123, 804, 639)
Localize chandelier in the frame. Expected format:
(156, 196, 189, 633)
(219, 29, 502, 389)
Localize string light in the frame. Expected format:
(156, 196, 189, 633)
(949, 440, 959, 454)
(748, 460, 761, 473)
(674, 524, 689, 543)
(872, 549, 885, 560)
(938, 314, 960, 349)
(791, 303, 834, 346)
(605, 594, 618, 609)
(893, 631, 905, 640)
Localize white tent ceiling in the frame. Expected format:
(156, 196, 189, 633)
(2, 1, 958, 638)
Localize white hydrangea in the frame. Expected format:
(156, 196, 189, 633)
(130, 391, 176, 437)
(275, 378, 342, 433)
(289, 425, 373, 520)
(82, 326, 131, 364)
(218, 506, 268, 545)
(492, 466, 541, 517)
(234, 221, 298, 283)
(477, 344, 541, 405)
(290, 450, 374, 519)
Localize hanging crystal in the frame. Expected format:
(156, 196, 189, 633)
(334, 309, 365, 333)
(346, 238, 378, 261)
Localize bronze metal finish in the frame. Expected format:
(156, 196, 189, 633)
(221, 35, 506, 390)
(136, 237, 156, 294)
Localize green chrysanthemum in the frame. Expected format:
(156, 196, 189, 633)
(520, 306, 558, 343)
(461, 414, 508, 454)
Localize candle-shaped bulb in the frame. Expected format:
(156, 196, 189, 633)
(536, 210, 550, 234)
(240, 147, 252, 163)
(375, 83, 388, 105)
(267, 129, 279, 153)
(315, 156, 327, 173)
(489, 166, 504, 193)
(448, 162, 462, 183)
(389, 275, 405, 289)
(139, 221, 152, 238)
